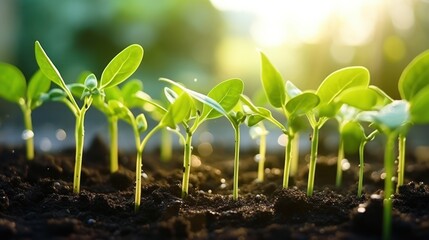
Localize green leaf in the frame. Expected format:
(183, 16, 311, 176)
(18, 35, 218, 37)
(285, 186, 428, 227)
(67, 83, 85, 99)
(45, 88, 67, 101)
(104, 86, 123, 102)
(100, 44, 143, 89)
(372, 100, 410, 131)
(27, 70, 51, 109)
(398, 49, 429, 100)
(84, 74, 98, 90)
(335, 87, 379, 111)
(201, 78, 243, 120)
(136, 113, 148, 133)
(368, 85, 393, 108)
(0, 62, 26, 103)
(286, 92, 320, 116)
(260, 51, 286, 108)
(160, 78, 230, 120)
(160, 92, 193, 128)
(410, 86, 429, 124)
(341, 121, 365, 153)
(245, 114, 265, 127)
(121, 79, 143, 104)
(108, 100, 133, 124)
(316, 66, 370, 105)
(34, 41, 67, 89)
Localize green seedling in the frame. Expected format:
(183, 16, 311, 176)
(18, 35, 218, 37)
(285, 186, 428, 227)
(90, 79, 161, 173)
(258, 52, 320, 189)
(35, 41, 143, 194)
(160, 78, 244, 200)
(303, 66, 370, 196)
(102, 96, 172, 212)
(0, 63, 50, 160)
(333, 86, 392, 187)
(397, 49, 429, 191)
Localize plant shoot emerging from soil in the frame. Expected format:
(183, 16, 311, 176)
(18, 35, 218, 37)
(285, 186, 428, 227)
(0, 64, 50, 160)
(34, 41, 143, 194)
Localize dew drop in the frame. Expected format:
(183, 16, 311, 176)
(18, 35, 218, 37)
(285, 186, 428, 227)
(220, 178, 226, 184)
(380, 172, 386, 180)
(22, 129, 34, 140)
(142, 172, 148, 179)
(220, 183, 226, 189)
(341, 159, 350, 171)
(254, 154, 261, 163)
(208, 189, 212, 194)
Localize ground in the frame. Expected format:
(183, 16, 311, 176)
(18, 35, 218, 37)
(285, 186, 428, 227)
(1, 136, 429, 239)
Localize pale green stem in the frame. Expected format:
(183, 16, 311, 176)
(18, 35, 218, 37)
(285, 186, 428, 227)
(22, 107, 34, 160)
(383, 133, 397, 240)
(290, 133, 300, 177)
(307, 125, 320, 197)
(233, 124, 241, 200)
(108, 116, 119, 173)
(160, 128, 172, 162)
(257, 129, 267, 182)
(73, 108, 87, 194)
(336, 134, 345, 188)
(181, 132, 193, 198)
(358, 141, 366, 197)
(134, 125, 162, 212)
(282, 133, 294, 188)
(396, 134, 406, 193)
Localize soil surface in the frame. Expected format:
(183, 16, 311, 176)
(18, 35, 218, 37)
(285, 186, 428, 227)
(1, 136, 429, 239)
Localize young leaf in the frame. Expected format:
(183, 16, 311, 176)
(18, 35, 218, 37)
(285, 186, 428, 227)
(285, 92, 320, 116)
(27, 70, 51, 109)
(316, 66, 370, 105)
(201, 78, 243, 120)
(372, 100, 410, 131)
(260, 51, 286, 108)
(121, 79, 143, 104)
(100, 44, 144, 89)
(335, 87, 379, 111)
(398, 49, 429, 101)
(34, 41, 67, 89)
(410, 86, 429, 124)
(368, 85, 393, 107)
(136, 113, 148, 133)
(108, 100, 133, 124)
(160, 78, 230, 119)
(28, 70, 50, 101)
(160, 92, 193, 128)
(0, 63, 26, 103)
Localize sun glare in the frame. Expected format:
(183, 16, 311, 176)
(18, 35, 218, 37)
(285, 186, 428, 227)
(210, 0, 388, 47)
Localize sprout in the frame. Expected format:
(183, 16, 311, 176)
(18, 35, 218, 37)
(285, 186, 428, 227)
(35, 41, 143, 194)
(0, 64, 50, 160)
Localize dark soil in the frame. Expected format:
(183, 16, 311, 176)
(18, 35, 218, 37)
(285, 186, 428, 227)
(1, 137, 429, 239)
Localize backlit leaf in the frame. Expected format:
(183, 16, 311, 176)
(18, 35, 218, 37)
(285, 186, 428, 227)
(28, 70, 51, 109)
(160, 92, 193, 128)
(0, 63, 26, 103)
(201, 78, 243, 120)
(410, 86, 429, 124)
(286, 92, 320, 116)
(35, 41, 67, 89)
(398, 49, 429, 101)
(316, 66, 370, 105)
(100, 44, 143, 89)
(260, 51, 286, 108)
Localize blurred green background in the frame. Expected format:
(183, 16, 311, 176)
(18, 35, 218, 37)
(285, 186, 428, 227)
(1, 0, 429, 153)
